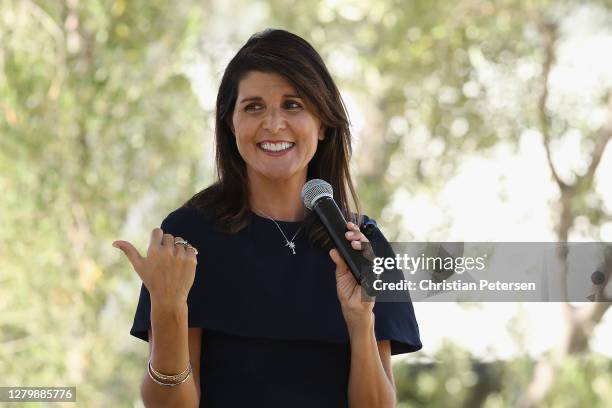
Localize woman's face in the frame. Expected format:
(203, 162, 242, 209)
(231, 71, 325, 184)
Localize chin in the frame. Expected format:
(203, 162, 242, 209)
(259, 167, 305, 181)
(262, 172, 297, 181)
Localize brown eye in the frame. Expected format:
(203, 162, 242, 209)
(245, 103, 263, 112)
(285, 101, 302, 110)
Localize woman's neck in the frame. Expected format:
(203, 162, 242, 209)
(248, 173, 307, 222)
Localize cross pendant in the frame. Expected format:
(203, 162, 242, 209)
(286, 241, 296, 255)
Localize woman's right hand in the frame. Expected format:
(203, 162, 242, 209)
(112, 228, 198, 309)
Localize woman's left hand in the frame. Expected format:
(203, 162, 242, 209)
(329, 221, 375, 334)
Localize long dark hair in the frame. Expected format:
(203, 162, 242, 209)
(183, 28, 362, 250)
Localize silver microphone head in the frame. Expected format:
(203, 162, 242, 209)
(301, 179, 333, 210)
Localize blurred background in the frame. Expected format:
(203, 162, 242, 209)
(1, 0, 612, 406)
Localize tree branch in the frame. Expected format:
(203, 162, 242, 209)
(581, 95, 612, 184)
(536, 18, 568, 191)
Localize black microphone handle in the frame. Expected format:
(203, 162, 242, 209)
(312, 197, 377, 297)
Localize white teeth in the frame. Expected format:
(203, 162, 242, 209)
(259, 142, 294, 152)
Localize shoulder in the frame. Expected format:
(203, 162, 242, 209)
(161, 205, 198, 228)
(160, 205, 214, 241)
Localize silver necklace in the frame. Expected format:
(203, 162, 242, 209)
(254, 209, 303, 255)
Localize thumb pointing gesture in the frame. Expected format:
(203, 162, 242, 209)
(112, 240, 145, 277)
(112, 228, 198, 307)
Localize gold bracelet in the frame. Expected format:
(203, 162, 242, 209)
(148, 359, 191, 386)
(147, 364, 191, 387)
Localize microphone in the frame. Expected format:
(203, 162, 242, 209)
(301, 179, 377, 296)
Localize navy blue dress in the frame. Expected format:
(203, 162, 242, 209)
(130, 206, 421, 407)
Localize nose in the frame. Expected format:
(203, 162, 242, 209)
(262, 107, 286, 133)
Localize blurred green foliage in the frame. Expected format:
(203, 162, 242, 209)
(1, 0, 611, 406)
(1, 0, 209, 405)
(394, 342, 612, 407)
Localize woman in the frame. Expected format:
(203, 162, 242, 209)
(114, 28, 421, 407)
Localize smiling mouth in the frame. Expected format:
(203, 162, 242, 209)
(257, 142, 295, 153)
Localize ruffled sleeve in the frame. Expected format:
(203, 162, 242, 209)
(361, 215, 423, 355)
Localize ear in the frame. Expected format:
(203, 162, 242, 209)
(318, 124, 326, 141)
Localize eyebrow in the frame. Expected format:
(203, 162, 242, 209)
(239, 94, 302, 104)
